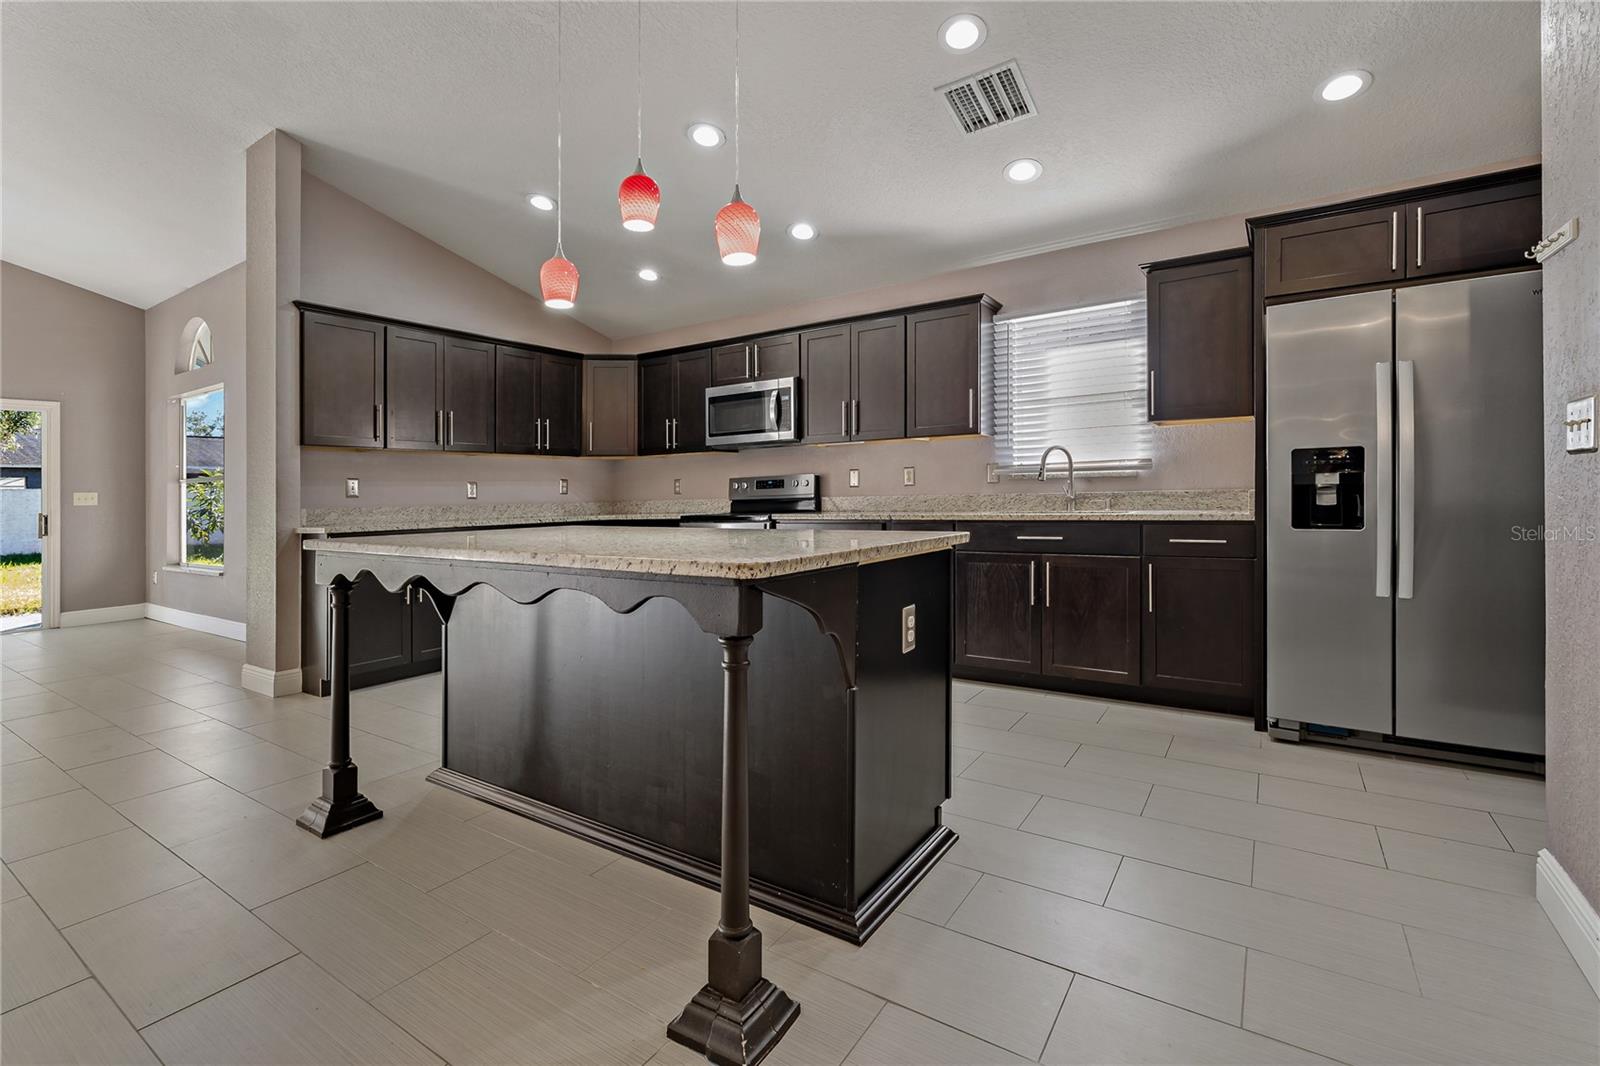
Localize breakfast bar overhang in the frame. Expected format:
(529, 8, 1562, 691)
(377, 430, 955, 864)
(300, 525, 966, 1066)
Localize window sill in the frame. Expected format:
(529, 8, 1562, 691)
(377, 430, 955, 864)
(163, 565, 225, 578)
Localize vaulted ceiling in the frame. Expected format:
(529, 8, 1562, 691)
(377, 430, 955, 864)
(2, 2, 1540, 338)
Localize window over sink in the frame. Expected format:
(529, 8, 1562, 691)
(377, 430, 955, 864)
(993, 298, 1153, 475)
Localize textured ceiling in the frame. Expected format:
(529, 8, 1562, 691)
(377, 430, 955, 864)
(2, 2, 1540, 337)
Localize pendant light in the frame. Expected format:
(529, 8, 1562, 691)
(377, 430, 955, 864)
(618, 0, 660, 232)
(541, 0, 579, 309)
(714, 0, 759, 266)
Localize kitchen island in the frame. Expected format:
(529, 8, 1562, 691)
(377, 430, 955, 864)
(301, 524, 966, 1065)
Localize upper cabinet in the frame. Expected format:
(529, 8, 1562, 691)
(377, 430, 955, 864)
(385, 327, 445, 450)
(443, 336, 495, 452)
(1143, 249, 1253, 422)
(710, 333, 801, 385)
(1406, 179, 1541, 279)
(495, 346, 582, 456)
(583, 359, 637, 456)
(799, 318, 906, 443)
(637, 349, 710, 454)
(906, 301, 994, 437)
(302, 311, 385, 448)
(1257, 206, 1406, 298)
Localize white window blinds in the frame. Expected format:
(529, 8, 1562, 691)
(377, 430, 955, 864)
(993, 298, 1153, 473)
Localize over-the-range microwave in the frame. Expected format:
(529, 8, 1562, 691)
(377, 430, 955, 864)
(704, 377, 801, 449)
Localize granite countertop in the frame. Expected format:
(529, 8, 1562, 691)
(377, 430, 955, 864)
(302, 526, 970, 581)
(774, 509, 1252, 523)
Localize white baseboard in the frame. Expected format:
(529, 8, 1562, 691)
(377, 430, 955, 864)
(1537, 848, 1600, 999)
(240, 663, 303, 698)
(145, 603, 246, 642)
(59, 603, 146, 627)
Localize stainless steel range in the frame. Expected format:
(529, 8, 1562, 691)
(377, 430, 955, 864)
(678, 473, 820, 529)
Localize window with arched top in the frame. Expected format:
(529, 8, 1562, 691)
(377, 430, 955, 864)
(178, 317, 213, 374)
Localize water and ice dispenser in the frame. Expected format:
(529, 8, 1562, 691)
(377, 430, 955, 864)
(1290, 448, 1364, 530)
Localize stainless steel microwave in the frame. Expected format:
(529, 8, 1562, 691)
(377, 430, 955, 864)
(704, 377, 801, 448)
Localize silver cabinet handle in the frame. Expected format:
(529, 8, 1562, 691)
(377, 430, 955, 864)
(1148, 370, 1155, 418)
(1396, 359, 1416, 600)
(1374, 361, 1394, 599)
(1029, 560, 1036, 607)
(1016, 534, 1064, 541)
(1390, 210, 1398, 271)
(853, 399, 860, 436)
(671, 418, 679, 449)
(405, 585, 412, 606)
(841, 400, 848, 437)
(435, 409, 443, 444)
(1415, 206, 1424, 268)
(1044, 561, 1052, 607)
(588, 420, 594, 453)
(1147, 562, 1154, 614)
(1168, 537, 1227, 544)
(448, 410, 455, 446)
(535, 416, 543, 451)
(753, 342, 760, 378)
(375, 403, 383, 442)
(968, 387, 975, 429)
(543, 418, 551, 451)
(664, 418, 671, 450)
(744, 345, 751, 380)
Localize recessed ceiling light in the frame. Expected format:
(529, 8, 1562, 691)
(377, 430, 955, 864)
(1317, 70, 1372, 102)
(527, 193, 556, 211)
(687, 122, 725, 148)
(939, 13, 987, 53)
(1004, 158, 1043, 183)
(788, 222, 817, 241)
(638, 267, 660, 282)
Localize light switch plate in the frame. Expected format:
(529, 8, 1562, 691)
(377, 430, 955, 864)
(559, 478, 569, 495)
(345, 478, 360, 498)
(902, 466, 916, 487)
(1565, 395, 1596, 453)
(72, 492, 98, 506)
(901, 604, 916, 653)
(466, 481, 478, 499)
(673, 478, 682, 495)
(849, 469, 860, 488)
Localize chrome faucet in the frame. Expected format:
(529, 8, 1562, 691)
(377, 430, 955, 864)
(1037, 445, 1076, 510)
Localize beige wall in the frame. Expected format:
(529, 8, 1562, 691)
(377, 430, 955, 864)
(0, 262, 146, 613)
(1540, 0, 1598, 908)
(144, 263, 246, 624)
(299, 173, 616, 513)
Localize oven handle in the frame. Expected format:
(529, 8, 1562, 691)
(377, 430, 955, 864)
(770, 390, 780, 431)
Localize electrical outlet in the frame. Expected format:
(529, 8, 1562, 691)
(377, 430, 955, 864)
(345, 478, 360, 498)
(72, 492, 98, 506)
(466, 481, 478, 499)
(902, 466, 916, 487)
(986, 463, 1000, 484)
(1565, 395, 1596, 453)
(673, 478, 682, 495)
(901, 604, 916, 653)
(152, 570, 159, 586)
(848, 468, 860, 488)
(559, 478, 569, 495)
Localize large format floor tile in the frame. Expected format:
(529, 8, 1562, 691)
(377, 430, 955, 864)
(5, 706, 112, 744)
(1, 787, 129, 861)
(1044, 976, 1332, 1065)
(944, 813, 1121, 903)
(953, 722, 1080, 765)
(959, 752, 1151, 814)
(67, 748, 206, 802)
(896, 859, 981, 925)
(1359, 760, 1546, 820)
(952, 701, 1026, 731)
(30, 725, 151, 769)
(942, 776, 1042, 827)
(1067, 745, 1258, 800)
(843, 1002, 1030, 1065)
(1021, 795, 1255, 883)
(1, 896, 89, 1011)
(962, 685, 1108, 722)
(1008, 711, 1175, 756)
(1142, 784, 1385, 865)
(1167, 735, 1364, 788)
(144, 955, 443, 1065)
(114, 777, 281, 846)
(1377, 827, 1537, 895)
(182, 739, 324, 793)
(10, 826, 199, 926)
(63, 879, 296, 1028)
(777, 914, 1073, 1059)
(948, 875, 1246, 1024)
(175, 815, 365, 908)
(1097, 703, 1262, 746)
(339, 799, 516, 891)
(1491, 811, 1547, 853)
(0, 726, 41, 764)
(2, 755, 78, 807)
(1259, 775, 1510, 848)
(0, 979, 160, 1066)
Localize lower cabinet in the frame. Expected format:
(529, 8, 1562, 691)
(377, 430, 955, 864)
(955, 552, 1040, 673)
(1041, 555, 1140, 685)
(1141, 555, 1253, 698)
(346, 576, 441, 689)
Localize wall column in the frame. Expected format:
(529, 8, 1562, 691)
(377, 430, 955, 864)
(243, 129, 303, 694)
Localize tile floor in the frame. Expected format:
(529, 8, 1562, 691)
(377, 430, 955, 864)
(1, 620, 1594, 1065)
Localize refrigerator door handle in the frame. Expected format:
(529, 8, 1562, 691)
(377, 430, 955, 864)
(1375, 361, 1394, 598)
(1396, 359, 1417, 600)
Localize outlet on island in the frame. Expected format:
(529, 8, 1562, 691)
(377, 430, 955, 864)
(466, 481, 478, 499)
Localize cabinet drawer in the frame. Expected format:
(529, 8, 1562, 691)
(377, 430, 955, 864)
(773, 520, 884, 531)
(1142, 523, 1255, 558)
(957, 522, 1140, 555)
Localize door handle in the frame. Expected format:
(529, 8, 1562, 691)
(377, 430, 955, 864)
(1390, 210, 1399, 271)
(769, 391, 780, 431)
(968, 388, 975, 429)
(1148, 370, 1155, 418)
(853, 400, 860, 436)
(1415, 207, 1424, 268)
(1044, 561, 1052, 607)
(1375, 361, 1394, 598)
(745, 345, 751, 380)
(671, 418, 679, 449)
(1168, 537, 1227, 544)
(1029, 560, 1036, 606)
(405, 585, 412, 606)
(665, 418, 671, 450)
(753, 342, 760, 378)
(1016, 535, 1064, 541)
(841, 400, 848, 437)
(1396, 360, 1416, 600)
(435, 409, 443, 445)
(448, 410, 455, 446)
(1147, 563, 1154, 613)
(588, 420, 594, 453)
(374, 403, 384, 442)
(543, 418, 551, 451)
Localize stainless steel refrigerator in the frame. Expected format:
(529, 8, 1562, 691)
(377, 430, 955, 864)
(1265, 271, 1544, 756)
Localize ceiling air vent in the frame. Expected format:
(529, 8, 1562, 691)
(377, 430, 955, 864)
(937, 60, 1037, 134)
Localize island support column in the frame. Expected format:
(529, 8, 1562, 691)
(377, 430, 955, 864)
(668, 630, 800, 1064)
(296, 575, 382, 837)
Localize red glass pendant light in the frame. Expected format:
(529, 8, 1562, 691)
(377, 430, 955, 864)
(541, 1, 579, 309)
(619, 160, 660, 232)
(716, 185, 759, 266)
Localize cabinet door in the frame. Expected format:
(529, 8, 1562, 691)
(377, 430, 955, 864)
(1260, 206, 1405, 297)
(302, 311, 385, 448)
(906, 305, 979, 437)
(1040, 555, 1140, 685)
(442, 336, 495, 452)
(1148, 253, 1252, 422)
(347, 576, 410, 680)
(711, 342, 752, 385)
(494, 346, 542, 454)
(385, 327, 444, 450)
(954, 552, 1040, 674)
(583, 359, 637, 455)
(673, 349, 712, 451)
(752, 332, 800, 380)
(540, 353, 583, 455)
(800, 325, 851, 443)
(1142, 556, 1253, 697)
(410, 586, 443, 666)
(852, 316, 907, 441)
(637, 355, 674, 455)
(1407, 180, 1540, 279)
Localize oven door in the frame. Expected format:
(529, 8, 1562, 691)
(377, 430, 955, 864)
(705, 378, 799, 448)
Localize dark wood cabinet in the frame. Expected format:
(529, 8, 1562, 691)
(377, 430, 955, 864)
(800, 325, 852, 443)
(674, 349, 711, 451)
(583, 359, 637, 455)
(1407, 179, 1541, 279)
(1145, 250, 1253, 422)
(853, 316, 907, 441)
(301, 311, 385, 448)
(1258, 206, 1406, 298)
(637, 350, 708, 453)
(346, 577, 442, 689)
(442, 336, 495, 452)
(711, 342, 752, 386)
(540, 354, 582, 455)
(1142, 555, 1253, 698)
(1040, 555, 1140, 684)
(384, 327, 444, 450)
(710, 333, 800, 385)
(495, 346, 581, 456)
(955, 552, 1040, 674)
(906, 302, 989, 437)
(411, 587, 443, 664)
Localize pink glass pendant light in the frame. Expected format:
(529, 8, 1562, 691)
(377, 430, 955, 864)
(618, 2, 660, 232)
(541, 1, 579, 309)
(714, 0, 759, 265)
